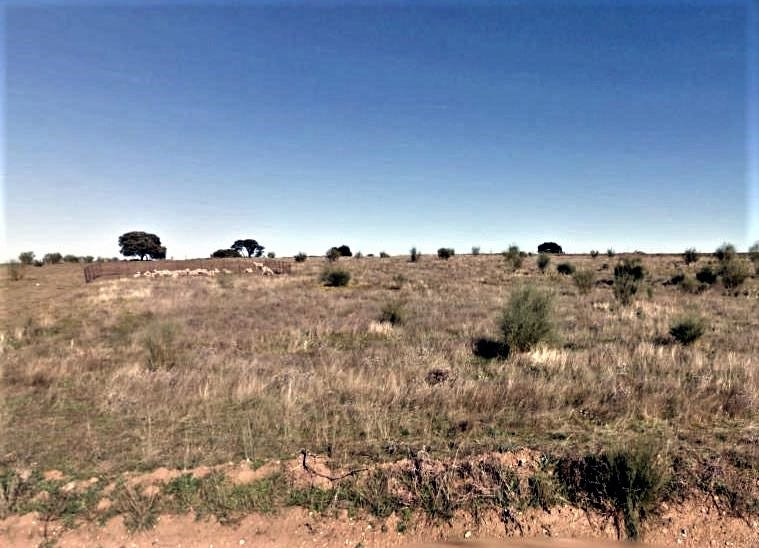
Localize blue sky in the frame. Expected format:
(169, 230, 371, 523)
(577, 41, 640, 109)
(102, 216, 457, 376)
(3, 1, 757, 259)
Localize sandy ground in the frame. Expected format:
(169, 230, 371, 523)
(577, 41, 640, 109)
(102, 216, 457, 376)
(1, 499, 756, 547)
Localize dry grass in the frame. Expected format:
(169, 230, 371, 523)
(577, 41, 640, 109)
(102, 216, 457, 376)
(1, 255, 757, 496)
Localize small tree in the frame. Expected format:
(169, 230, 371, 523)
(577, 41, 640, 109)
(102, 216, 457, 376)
(537, 254, 550, 273)
(410, 247, 419, 262)
(119, 231, 166, 260)
(232, 239, 264, 258)
(18, 251, 35, 265)
(437, 248, 454, 260)
(294, 252, 307, 263)
(211, 248, 241, 258)
(749, 241, 759, 271)
(683, 248, 698, 265)
(590, 250, 599, 259)
(720, 258, 750, 289)
(500, 286, 556, 352)
(379, 251, 390, 258)
(83, 256, 94, 263)
(337, 245, 352, 257)
(320, 268, 351, 287)
(63, 254, 80, 263)
(43, 252, 63, 264)
(607, 248, 615, 257)
(267, 251, 276, 259)
(471, 246, 480, 256)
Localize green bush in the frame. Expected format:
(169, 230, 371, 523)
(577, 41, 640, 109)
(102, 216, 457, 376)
(556, 262, 575, 276)
(536, 254, 550, 273)
(409, 247, 419, 262)
(499, 286, 556, 352)
(503, 245, 522, 270)
(294, 252, 307, 263)
(557, 444, 669, 540)
(590, 250, 599, 258)
(572, 269, 594, 295)
(18, 251, 35, 265)
(267, 251, 276, 259)
(43, 252, 63, 264)
(606, 248, 615, 257)
(679, 275, 703, 294)
(696, 266, 717, 285)
(379, 302, 404, 325)
(714, 243, 736, 263)
(320, 268, 351, 287)
(326, 248, 341, 262)
(669, 315, 706, 345)
(379, 251, 390, 258)
(719, 258, 750, 289)
(437, 248, 454, 259)
(471, 246, 480, 256)
(683, 248, 698, 265)
(63, 254, 80, 263)
(613, 259, 646, 306)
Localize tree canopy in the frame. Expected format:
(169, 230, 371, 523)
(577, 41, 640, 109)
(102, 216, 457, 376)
(232, 239, 265, 258)
(211, 248, 241, 258)
(118, 231, 166, 260)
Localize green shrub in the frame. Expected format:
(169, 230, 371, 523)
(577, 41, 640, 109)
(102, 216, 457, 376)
(354, 251, 363, 259)
(294, 252, 307, 263)
(320, 268, 351, 287)
(18, 251, 35, 265)
(503, 245, 522, 270)
(606, 248, 615, 257)
(683, 248, 698, 265)
(572, 269, 594, 295)
(379, 302, 404, 325)
(326, 248, 341, 262)
(557, 444, 669, 540)
(409, 247, 419, 262)
(83, 256, 94, 263)
(437, 248, 454, 260)
(499, 286, 556, 352)
(556, 262, 575, 276)
(471, 246, 480, 256)
(590, 250, 599, 258)
(696, 266, 717, 285)
(613, 259, 646, 306)
(536, 254, 550, 273)
(379, 251, 390, 258)
(267, 251, 276, 259)
(63, 254, 80, 263)
(669, 314, 706, 345)
(719, 258, 750, 289)
(714, 243, 736, 262)
(679, 275, 703, 294)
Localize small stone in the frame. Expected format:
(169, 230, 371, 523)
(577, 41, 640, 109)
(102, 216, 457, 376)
(464, 531, 472, 539)
(239, 540, 245, 545)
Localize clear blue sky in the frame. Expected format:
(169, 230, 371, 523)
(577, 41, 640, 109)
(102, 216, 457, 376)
(3, 1, 758, 260)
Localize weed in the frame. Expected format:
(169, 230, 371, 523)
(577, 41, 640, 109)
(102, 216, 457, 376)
(572, 269, 594, 294)
(320, 268, 351, 287)
(669, 314, 706, 345)
(499, 285, 555, 352)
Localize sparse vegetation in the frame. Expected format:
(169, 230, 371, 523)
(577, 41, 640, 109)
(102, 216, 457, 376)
(556, 262, 575, 276)
(590, 250, 599, 258)
(409, 247, 419, 262)
(606, 248, 615, 257)
(471, 246, 480, 256)
(719, 257, 750, 289)
(326, 247, 341, 262)
(18, 251, 35, 265)
(379, 251, 390, 258)
(696, 265, 718, 285)
(499, 285, 555, 352)
(379, 301, 404, 325)
(572, 269, 594, 294)
(502, 245, 522, 270)
(294, 252, 307, 262)
(7, 261, 25, 281)
(43, 252, 63, 264)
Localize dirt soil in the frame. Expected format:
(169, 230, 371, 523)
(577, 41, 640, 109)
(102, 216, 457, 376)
(1, 497, 756, 547)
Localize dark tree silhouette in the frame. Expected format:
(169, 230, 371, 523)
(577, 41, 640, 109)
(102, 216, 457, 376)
(211, 248, 241, 258)
(118, 231, 166, 260)
(232, 239, 265, 258)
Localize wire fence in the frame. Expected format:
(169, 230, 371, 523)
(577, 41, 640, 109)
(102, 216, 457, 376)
(83, 258, 292, 283)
